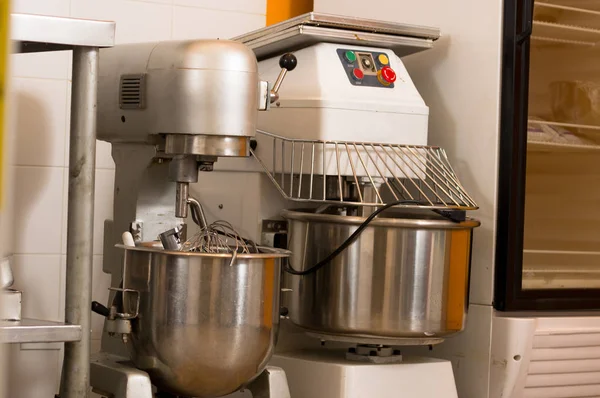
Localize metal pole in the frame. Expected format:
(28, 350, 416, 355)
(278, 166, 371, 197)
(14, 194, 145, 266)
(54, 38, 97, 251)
(60, 46, 98, 398)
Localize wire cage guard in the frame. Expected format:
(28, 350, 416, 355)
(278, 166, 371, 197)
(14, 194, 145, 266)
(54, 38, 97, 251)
(251, 130, 478, 210)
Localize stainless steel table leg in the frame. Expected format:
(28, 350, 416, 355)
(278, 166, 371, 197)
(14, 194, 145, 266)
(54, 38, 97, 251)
(60, 46, 99, 398)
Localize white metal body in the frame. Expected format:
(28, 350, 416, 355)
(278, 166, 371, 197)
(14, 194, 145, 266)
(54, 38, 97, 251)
(257, 43, 428, 145)
(271, 351, 458, 398)
(255, 43, 428, 178)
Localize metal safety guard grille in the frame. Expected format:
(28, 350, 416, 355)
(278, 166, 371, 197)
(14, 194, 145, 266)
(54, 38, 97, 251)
(251, 130, 477, 210)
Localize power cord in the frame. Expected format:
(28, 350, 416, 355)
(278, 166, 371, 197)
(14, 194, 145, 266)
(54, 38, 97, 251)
(285, 199, 420, 275)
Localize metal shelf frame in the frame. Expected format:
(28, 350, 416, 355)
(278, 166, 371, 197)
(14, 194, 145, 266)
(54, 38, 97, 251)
(0, 319, 82, 344)
(7, 13, 115, 398)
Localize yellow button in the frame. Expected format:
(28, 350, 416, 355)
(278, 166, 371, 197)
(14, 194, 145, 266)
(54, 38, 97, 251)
(378, 54, 389, 65)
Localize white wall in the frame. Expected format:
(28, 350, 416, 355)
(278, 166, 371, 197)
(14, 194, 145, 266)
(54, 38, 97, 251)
(7, 0, 266, 396)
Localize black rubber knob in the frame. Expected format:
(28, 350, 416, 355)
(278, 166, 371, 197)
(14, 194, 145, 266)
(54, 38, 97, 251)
(91, 301, 110, 317)
(279, 53, 297, 71)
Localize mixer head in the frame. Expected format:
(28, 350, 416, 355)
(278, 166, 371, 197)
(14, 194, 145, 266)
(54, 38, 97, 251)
(97, 39, 297, 220)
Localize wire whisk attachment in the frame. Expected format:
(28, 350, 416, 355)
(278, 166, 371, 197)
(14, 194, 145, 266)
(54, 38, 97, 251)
(181, 220, 258, 255)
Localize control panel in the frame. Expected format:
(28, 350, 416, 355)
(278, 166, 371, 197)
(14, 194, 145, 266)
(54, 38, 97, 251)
(336, 48, 396, 88)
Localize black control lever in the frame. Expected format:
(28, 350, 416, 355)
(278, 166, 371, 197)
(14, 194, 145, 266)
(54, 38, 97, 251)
(91, 300, 110, 317)
(270, 53, 298, 103)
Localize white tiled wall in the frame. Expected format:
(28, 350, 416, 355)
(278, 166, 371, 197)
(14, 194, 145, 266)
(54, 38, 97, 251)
(8, 0, 266, 396)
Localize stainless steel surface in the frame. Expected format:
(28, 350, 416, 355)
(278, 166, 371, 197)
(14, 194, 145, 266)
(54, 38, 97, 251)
(187, 196, 208, 229)
(174, 182, 189, 218)
(304, 331, 444, 346)
(168, 154, 199, 182)
(97, 40, 261, 143)
(234, 13, 439, 61)
(236, 25, 436, 61)
(272, 69, 287, 93)
(283, 209, 479, 342)
(158, 227, 183, 250)
(0, 318, 82, 343)
(11, 13, 115, 52)
(235, 12, 440, 42)
(165, 134, 251, 157)
(61, 46, 99, 398)
(119, 245, 289, 397)
(90, 353, 154, 398)
(252, 130, 478, 210)
(246, 366, 291, 398)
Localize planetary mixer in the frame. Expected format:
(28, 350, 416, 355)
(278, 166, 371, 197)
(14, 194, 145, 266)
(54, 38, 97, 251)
(88, 39, 297, 398)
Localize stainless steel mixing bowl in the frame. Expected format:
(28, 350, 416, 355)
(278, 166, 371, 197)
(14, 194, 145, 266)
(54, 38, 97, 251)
(119, 245, 290, 397)
(282, 209, 479, 344)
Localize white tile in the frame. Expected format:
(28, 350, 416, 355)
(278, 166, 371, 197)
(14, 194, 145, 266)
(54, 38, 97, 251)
(61, 168, 114, 255)
(173, 0, 265, 15)
(11, 255, 62, 321)
(96, 140, 115, 169)
(71, 0, 172, 44)
(65, 81, 71, 165)
(61, 168, 68, 254)
(13, 166, 64, 254)
(11, 51, 71, 80)
(11, 78, 69, 167)
(8, 348, 60, 398)
(11, 0, 70, 16)
(58, 255, 64, 323)
(172, 6, 266, 40)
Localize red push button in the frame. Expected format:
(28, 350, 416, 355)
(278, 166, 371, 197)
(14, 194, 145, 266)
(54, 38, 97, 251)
(352, 68, 364, 81)
(378, 66, 396, 85)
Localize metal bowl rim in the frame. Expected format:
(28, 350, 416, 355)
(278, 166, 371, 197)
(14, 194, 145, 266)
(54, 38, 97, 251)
(116, 244, 291, 258)
(281, 209, 481, 229)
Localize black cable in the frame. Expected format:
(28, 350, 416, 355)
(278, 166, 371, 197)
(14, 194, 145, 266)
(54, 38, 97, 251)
(285, 199, 420, 276)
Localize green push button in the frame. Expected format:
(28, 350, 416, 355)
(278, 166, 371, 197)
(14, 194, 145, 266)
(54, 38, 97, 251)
(344, 50, 357, 63)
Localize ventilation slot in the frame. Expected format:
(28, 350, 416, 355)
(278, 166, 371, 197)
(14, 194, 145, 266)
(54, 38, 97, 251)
(119, 74, 146, 109)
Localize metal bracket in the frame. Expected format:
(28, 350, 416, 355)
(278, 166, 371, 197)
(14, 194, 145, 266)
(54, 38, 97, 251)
(105, 318, 132, 336)
(108, 287, 140, 320)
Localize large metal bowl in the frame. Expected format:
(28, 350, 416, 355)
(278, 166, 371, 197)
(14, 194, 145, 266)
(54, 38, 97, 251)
(119, 245, 290, 397)
(282, 209, 479, 344)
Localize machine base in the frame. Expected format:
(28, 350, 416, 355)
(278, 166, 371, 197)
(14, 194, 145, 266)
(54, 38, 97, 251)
(271, 350, 458, 398)
(90, 353, 291, 398)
